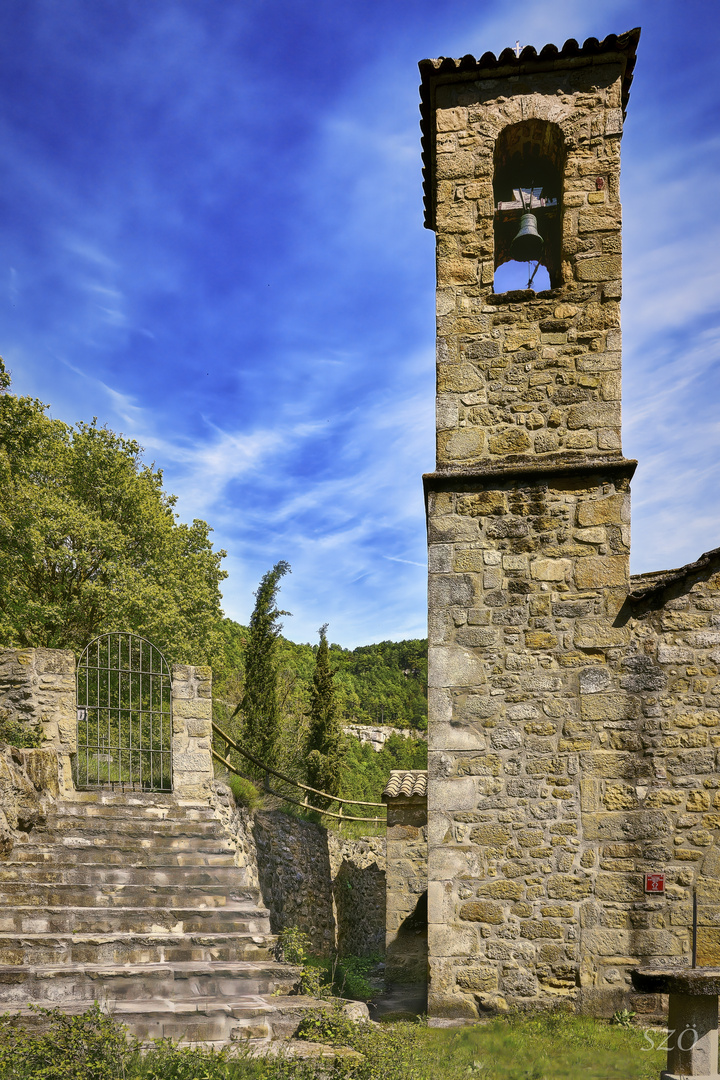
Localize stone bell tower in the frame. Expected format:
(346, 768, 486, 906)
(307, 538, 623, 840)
(421, 30, 641, 1017)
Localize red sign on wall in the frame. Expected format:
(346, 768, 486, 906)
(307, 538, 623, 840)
(644, 873, 665, 894)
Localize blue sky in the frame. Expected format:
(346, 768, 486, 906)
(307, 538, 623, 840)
(2, 0, 719, 647)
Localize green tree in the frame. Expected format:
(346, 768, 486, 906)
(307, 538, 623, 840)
(238, 561, 290, 768)
(306, 623, 342, 802)
(0, 359, 226, 662)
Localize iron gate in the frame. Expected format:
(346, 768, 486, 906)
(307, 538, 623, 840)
(76, 633, 172, 791)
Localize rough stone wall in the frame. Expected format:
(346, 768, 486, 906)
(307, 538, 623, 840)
(385, 794, 428, 984)
(171, 664, 215, 799)
(253, 809, 385, 957)
(585, 560, 720, 1014)
(428, 470, 633, 1016)
(209, 780, 261, 890)
(328, 832, 386, 957)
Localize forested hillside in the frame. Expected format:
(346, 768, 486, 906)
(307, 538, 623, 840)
(215, 620, 427, 732)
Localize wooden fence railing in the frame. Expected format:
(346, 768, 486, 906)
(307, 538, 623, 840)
(211, 720, 386, 825)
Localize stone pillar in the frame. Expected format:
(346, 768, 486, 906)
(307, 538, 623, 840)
(383, 770, 428, 986)
(171, 664, 214, 800)
(0, 647, 75, 795)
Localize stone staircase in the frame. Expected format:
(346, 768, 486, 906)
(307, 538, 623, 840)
(0, 790, 300, 1044)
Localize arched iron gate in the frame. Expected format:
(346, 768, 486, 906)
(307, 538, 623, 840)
(76, 633, 172, 791)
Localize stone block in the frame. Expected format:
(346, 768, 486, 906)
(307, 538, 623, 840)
(459, 900, 503, 923)
(437, 364, 484, 394)
(580, 694, 634, 722)
(428, 777, 477, 813)
(575, 255, 622, 282)
(186, 718, 211, 737)
(531, 558, 572, 582)
(468, 824, 512, 845)
(658, 645, 695, 664)
(452, 550, 485, 573)
(577, 495, 627, 527)
(574, 555, 628, 589)
(584, 929, 681, 957)
(594, 873, 644, 901)
(519, 920, 564, 939)
(547, 875, 592, 900)
(488, 428, 531, 455)
(475, 879, 523, 900)
(429, 722, 486, 752)
(172, 698, 212, 721)
(439, 429, 485, 461)
(428, 647, 486, 688)
(525, 631, 557, 649)
(427, 924, 479, 957)
(456, 966, 498, 990)
(567, 402, 620, 430)
(574, 621, 629, 649)
(173, 751, 213, 773)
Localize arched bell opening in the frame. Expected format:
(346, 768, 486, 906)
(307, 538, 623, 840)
(492, 119, 565, 292)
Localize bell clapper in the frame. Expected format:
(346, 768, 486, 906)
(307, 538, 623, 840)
(527, 261, 541, 290)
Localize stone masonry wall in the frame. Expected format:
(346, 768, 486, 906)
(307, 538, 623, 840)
(253, 809, 385, 958)
(0, 648, 76, 795)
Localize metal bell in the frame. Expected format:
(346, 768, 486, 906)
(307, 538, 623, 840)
(510, 211, 544, 262)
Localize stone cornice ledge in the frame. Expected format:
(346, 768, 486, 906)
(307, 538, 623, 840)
(423, 455, 637, 500)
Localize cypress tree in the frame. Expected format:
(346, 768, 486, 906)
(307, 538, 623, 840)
(306, 623, 342, 804)
(239, 561, 290, 769)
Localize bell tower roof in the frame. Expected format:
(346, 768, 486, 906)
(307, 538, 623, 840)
(418, 27, 641, 230)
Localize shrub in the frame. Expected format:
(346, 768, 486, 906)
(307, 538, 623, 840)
(0, 1003, 134, 1080)
(295, 1003, 360, 1047)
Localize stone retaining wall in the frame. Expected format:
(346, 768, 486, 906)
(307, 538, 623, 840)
(252, 809, 385, 957)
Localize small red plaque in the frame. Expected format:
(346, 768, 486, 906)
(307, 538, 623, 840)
(645, 873, 665, 894)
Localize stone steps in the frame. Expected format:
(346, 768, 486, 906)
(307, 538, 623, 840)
(0, 932, 274, 965)
(41, 817, 225, 839)
(0, 904, 270, 936)
(0, 960, 298, 1005)
(11, 996, 279, 1045)
(0, 863, 250, 885)
(0, 791, 301, 1044)
(0, 882, 259, 907)
(10, 847, 239, 868)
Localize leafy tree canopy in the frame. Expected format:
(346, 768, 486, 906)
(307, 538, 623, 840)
(0, 359, 226, 663)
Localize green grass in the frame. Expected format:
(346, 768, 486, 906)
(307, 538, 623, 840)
(413, 1012, 665, 1080)
(0, 1005, 666, 1080)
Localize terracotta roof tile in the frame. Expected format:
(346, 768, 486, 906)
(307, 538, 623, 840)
(382, 770, 428, 800)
